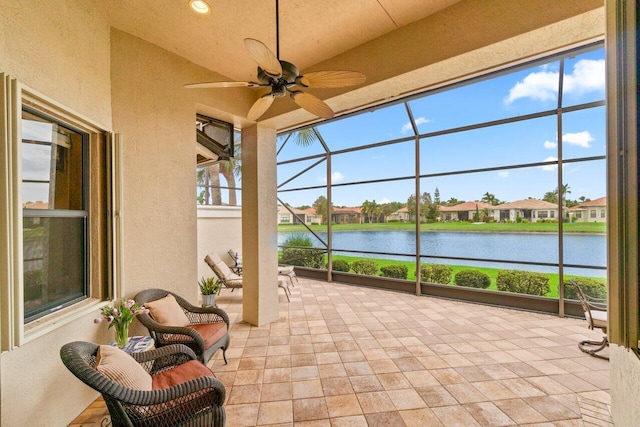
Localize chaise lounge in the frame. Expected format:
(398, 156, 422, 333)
(205, 252, 291, 301)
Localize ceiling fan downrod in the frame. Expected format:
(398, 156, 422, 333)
(275, 0, 280, 60)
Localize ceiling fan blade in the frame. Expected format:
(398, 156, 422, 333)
(290, 91, 334, 119)
(247, 95, 275, 121)
(244, 38, 282, 77)
(184, 81, 261, 89)
(296, 71, 366, 88)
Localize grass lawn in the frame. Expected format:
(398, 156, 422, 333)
(326, 254, 605, 298)
(279, 221, 605, 234)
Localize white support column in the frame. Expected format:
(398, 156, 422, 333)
(241, 124, 279, 326)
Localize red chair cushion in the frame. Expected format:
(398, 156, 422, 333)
(187, 323, 227, 349)
(152, 360, 216, 390)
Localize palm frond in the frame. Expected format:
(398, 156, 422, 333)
(293, 129, 318, 147)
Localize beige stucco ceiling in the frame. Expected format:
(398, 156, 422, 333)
(97, 0, 604, 130)
(97, 0, 462, 83)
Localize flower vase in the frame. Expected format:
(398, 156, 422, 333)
(115, 323, 130, 349)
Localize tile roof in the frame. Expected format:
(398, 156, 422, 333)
(494, 198, 557, 209)
(438, 201, 494, 211)
(574, 196, 606, 208)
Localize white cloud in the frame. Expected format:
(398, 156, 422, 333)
(504, 70, 558, 104)
(563, 131, 594, 148)
(498, 171, 509, 178)
(332, 172, 344, 183)
(21, 144, 51, 176)
(564, 59, 605, 95)
(401, 116, 431, 134)
(542, 131, 594, 151)
(414, 117, 431, 127)
(504, 59, 604, 105)
(380, 197, 391, 204)
(541, 156, 558, 171)
(319, 171, 344, 184)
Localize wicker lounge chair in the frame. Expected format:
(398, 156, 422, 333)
(134, 289, 230, 364)
(60, 342, 226, 427)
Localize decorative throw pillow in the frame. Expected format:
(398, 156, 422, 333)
(144, 294, 190, 327)
(95, 345, 152, 391)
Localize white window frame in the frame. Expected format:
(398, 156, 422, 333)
(0, 75, 121, 349)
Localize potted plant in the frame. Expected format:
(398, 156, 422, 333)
(198, 276, 221, 307)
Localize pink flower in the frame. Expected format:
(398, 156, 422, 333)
(106, 316, 114, 323)
(124, 299, 135, 308)
(93, 318, 102, 324)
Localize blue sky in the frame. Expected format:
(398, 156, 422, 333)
(20, 48, 605, 209)
(277, 47, 606, 208)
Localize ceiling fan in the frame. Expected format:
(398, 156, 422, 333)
(184, 0, 366, 121)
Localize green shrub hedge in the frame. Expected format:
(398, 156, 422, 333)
(351, 259, 378, 275)
(380, 264, 408, 279)
(419, 264, 431, 282)
(281, 248, 324, 268)
(496, 269, 549, 296)
(330, 259, 351, 272)
(454, 269, 491, 288)
(430, 264, 452, 284)
(563, 278, 607, 300)
(418, 264, 452, 284)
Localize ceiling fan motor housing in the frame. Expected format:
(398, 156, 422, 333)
(257, 60, 299, 97)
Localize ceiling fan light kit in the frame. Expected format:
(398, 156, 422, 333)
(184, 0, 366, 121)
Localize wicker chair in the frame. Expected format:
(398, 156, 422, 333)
(60, 342, 226, 427)
(134, 289, 230, 364)
(571, 279, 609, 359)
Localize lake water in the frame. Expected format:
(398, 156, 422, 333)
(278, 230, 607, 277)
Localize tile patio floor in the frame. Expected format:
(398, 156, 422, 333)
(70, 277, 612, 426)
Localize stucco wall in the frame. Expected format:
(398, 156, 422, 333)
(109, 28, 250, 320)
(110, 29, 201, 304)
(610, 344, 640, 424)
(0, 0, 112, 127)
(0, 2, 251, 424)
(197, 206, 243, 279)
(0, 1, 112, 425)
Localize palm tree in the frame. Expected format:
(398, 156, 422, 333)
(446, 197, 463, 206)
(543, 191, 557, 203)
(543, 183, 571, 205)
(292, 128, 318, 147)
(559, 183, 571, 201)
(481, 192, 501, 206)
(370, 200, 380, 223)
(361, 200, 373, 223)
(373, 204, 382, 223)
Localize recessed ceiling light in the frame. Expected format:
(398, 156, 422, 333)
(189, 0, 210, 14)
